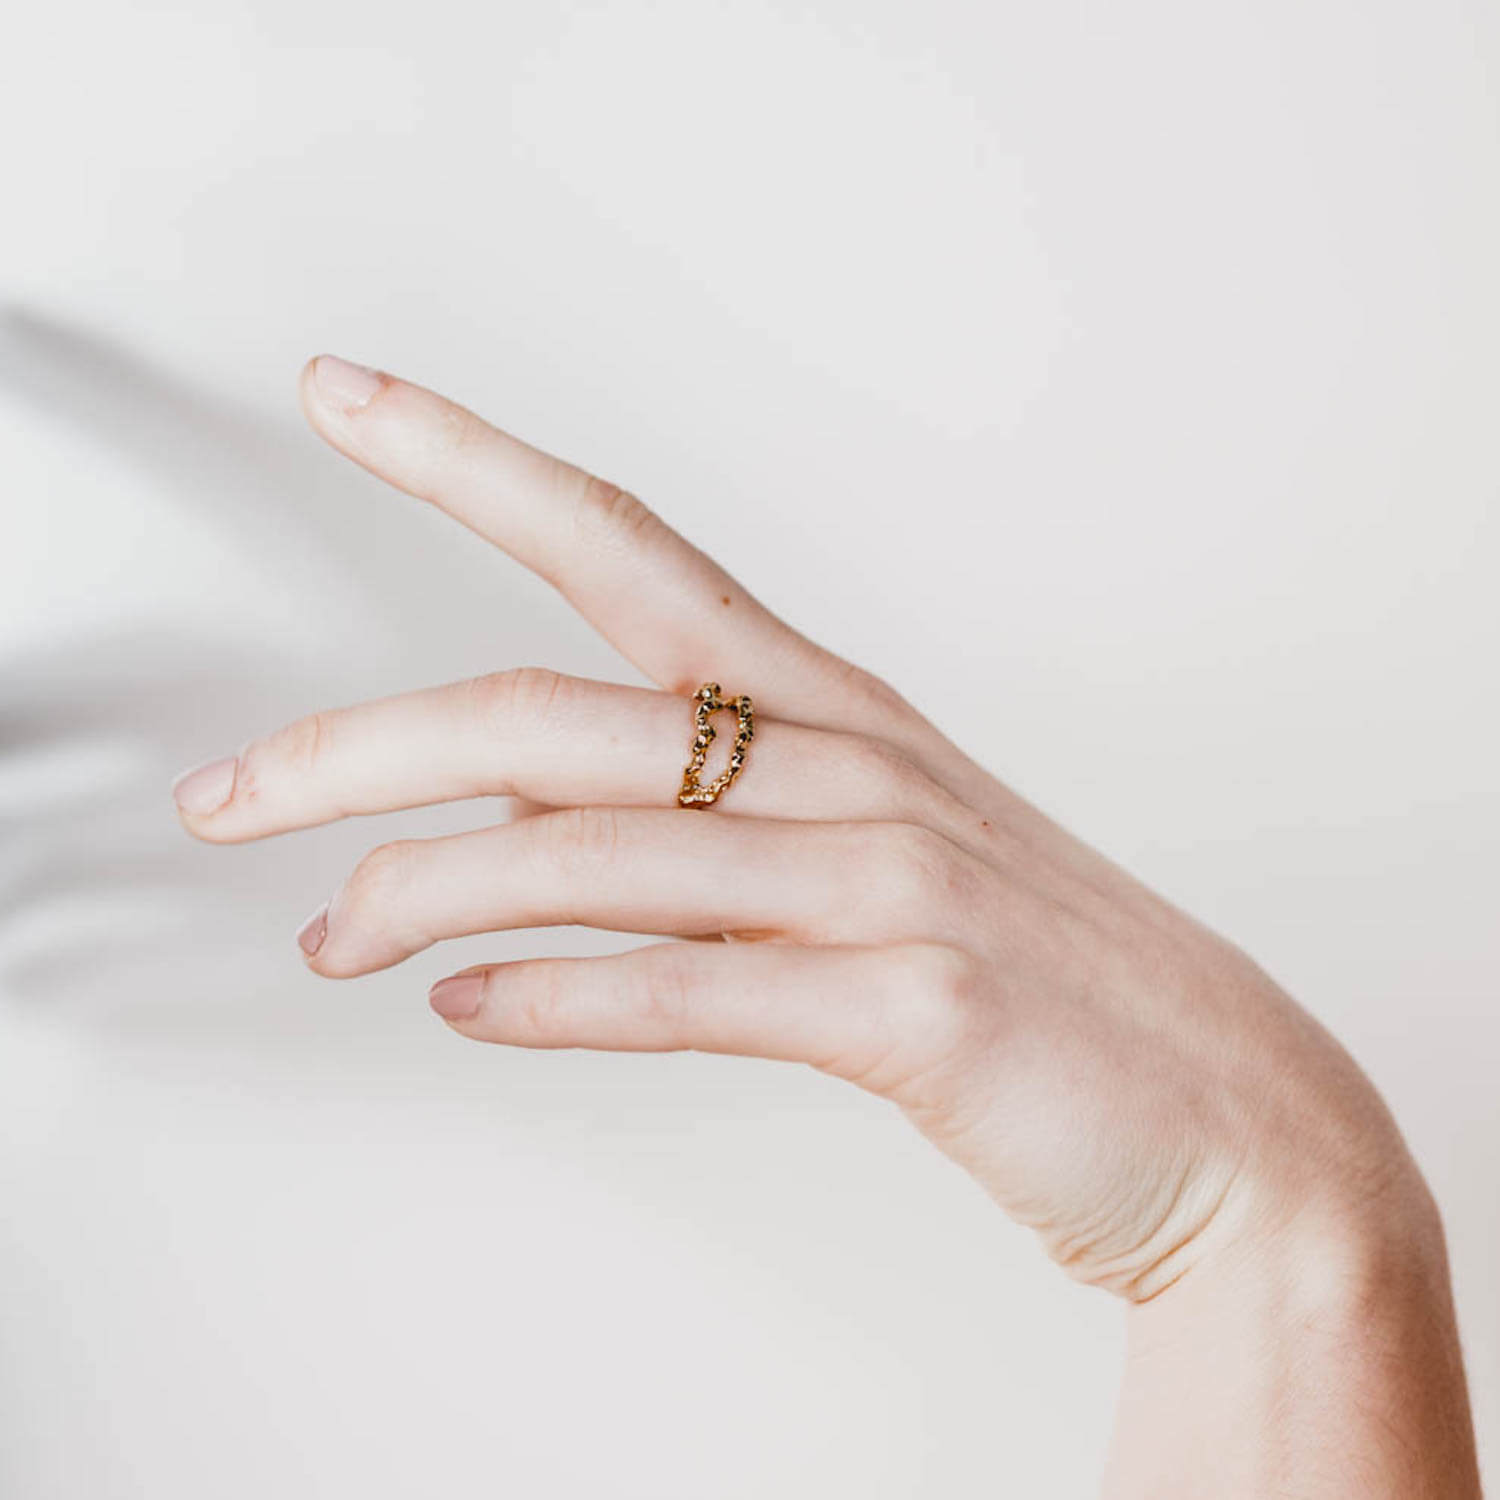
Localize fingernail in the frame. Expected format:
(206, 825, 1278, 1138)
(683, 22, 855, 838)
(429, 974, 484, 1022)
(172, 756, 236, 816)
(313, 354, 384, 413)
(296, 904, 329, 957)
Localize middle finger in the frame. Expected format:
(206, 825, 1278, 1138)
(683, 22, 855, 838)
(175, 669, 968, 841)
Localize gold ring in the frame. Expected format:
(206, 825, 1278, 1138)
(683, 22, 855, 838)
(678, 682, 754, 808)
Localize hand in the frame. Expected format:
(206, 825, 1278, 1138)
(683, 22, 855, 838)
(173, 354, 1412, 1293)
(173, 356, 1479, 1495)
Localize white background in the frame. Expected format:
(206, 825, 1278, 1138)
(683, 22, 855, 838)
(2, 0, 1496, 1493)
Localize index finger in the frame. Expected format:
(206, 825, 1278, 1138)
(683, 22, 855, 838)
(299, 354, 932, 744)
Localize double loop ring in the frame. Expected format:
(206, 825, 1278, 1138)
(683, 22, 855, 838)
(678, 683, 754, 808)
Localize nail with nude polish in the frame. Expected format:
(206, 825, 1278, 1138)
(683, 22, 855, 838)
(172, 756, 236, 816)
(313, 354, 384, 413)
(429, 974, 485, 1022)
(296, 904, 329, 957)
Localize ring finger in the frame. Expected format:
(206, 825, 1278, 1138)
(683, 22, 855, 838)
(302, 807, 984, 978)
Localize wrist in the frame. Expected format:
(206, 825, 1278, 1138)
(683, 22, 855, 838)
(1104, 1163, 1480, 1499)
(1242, 1149, 1448, 1314)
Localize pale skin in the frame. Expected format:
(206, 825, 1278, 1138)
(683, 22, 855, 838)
(173, 354, 1482, 1497)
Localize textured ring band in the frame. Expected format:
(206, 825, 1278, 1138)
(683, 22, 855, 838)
(678, 682, 755, 808)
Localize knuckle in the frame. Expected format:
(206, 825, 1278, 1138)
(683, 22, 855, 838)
(906, 943, 981, 1017)
(573, 472, 663, 550)
(635, 949, 697, 1032)
(541, 804, 622, 874)
(514, 964, 568, 1041)
(831, 656, 910, 717)
(843, 734, 938, 817)
(895, 945, 987, 1063)
(836, 944, 983, 1098)
(344, 838, 420, 915)
(472, 666, 569, 729)
(433, 402, 491, 458)
(237, 711, 332, 802)
(870, 821, 967, 906)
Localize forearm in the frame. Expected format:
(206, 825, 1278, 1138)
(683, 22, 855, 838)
(1101, 1175, 1482, 1499)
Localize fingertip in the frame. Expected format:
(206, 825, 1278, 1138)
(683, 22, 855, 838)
(429, 971, 487, 1024)
(302, 353, 388, 421)
(296, 903, 329, 959)
(171, 752, 276, 844)
(171, 756, 237, 826)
